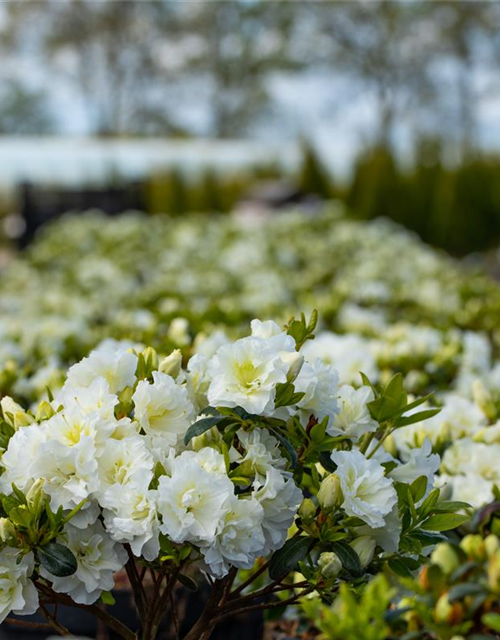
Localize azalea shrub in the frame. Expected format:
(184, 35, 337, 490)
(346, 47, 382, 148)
(302, 504, 500, 640)
(0, 313, 467, 639)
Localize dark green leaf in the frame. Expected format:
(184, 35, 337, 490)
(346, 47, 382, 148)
(39, 542, 77, 577)
(331, 540, 362, 577)
(177, 574, 198, 591)
(388, 558, 413, 578)
(184, 415, 229, 445)
(269, 428, 298, 467)
(269, 537, 312, 580)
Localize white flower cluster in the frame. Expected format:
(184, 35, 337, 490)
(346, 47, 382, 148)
(0, 319, 336, 615)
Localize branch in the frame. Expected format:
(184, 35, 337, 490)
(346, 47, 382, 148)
(5, 618, 52, 630)
(37, 584, 137, 640)
(39, 602, 72, 637)
(125, 545, 147, 619)
(214, 585, 316, 624)
(229, 559, 271, 598)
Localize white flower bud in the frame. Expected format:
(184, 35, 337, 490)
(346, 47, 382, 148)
(159, 349, 183, 379)
(350, 536, 375, 569)
(1, 397, 33, 430)
(430, 542, 460, 574)
(473, 380, 496, 422)
(318, 552, 342, 579)
(26, 479, 45, 510)
(0, 518, 16, 543)
(298, 498, 316, 525)
(281, 351, 304, 383)
(317, 474, 343, 514)
(168, 318, 190, 346)
(485, 534, 500, 558)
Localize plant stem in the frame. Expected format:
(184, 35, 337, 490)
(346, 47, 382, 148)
(5, 618, 52, 630)
(37, 584, 137, 640)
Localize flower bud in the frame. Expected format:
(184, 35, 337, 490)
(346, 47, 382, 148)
(191, 426, 221, 451)
(1, 397, 33, 430)
(142, 347, 159, 374)
(318, 552, 342, 579)
(485, 534, 500, 558)
(460, 534, 486, 562)
(317, 474, 343, 514)
(298, 498, 316, 525)
(430, 543, 461, 575)
(488, 551, 500, 592)
(473, 380, 497, 422)
(0, 518, 16, 544)
(168, 318, 190, 346)
(159, 349, 183, 379)
(281, 352, 304, 383)
(35, 400, 56, 423)
(26, 479, 45, 510)
(350, 536, 375, 569)
(434, 594, 454, 624)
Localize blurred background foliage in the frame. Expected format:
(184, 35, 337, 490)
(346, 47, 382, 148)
(0, 0, 499, 255)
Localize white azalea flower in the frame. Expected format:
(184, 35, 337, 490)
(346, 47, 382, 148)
(157, 450, 234, 544)
(31, 438, 98, 511)
(66, 343, 137, 394)
(253, 468, 302, 555)
(186, 353, 210, 411)
(357, 504, 402, 553)
(328, 385, 378, 439)
(55, 377, 118, 420)
(0, 550, 38, 623)
(442, 473, 494, 510)
(201, 495, 265, 578)
(101, 485, 160, 561)
(207, 335, 291, 415)
(390, 438, 440, 490)
(294, 359, 339, 426)
(236, 428, 286, 485)
(302, 332, 379, 386)
(96, 436, 155, 496)
(0, 424, 46, 494)
(40, 522, 127, 605)
(331, 449, 397, 529)
(133, 371, 195, 446)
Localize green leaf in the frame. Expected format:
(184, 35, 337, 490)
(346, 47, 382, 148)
(384, 373, 406, 404)
(359, 372, 376, 392)
(388, 558, 413, 578)
(482, 612, 500, 632)
(177, 573, 198, 591)
(410, 476, 428, 504)
(275, 383, 304, 409)
(418, 488, 440, 516)
(400, 394, 433, 413)
(39, 542, 78, 577)
(269, 536, 312, 580)
(331, 540, 362, 577)
(184, 415, 229, 445)
(421, 512, 470, 532)
(431, 500, 472, 513)
(100, 591, 116, 606)
(408, 531, 446, 546)
(448, 582, 487, 602)
(269, 428, 298, 467)
(395, 409, 441, 428)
